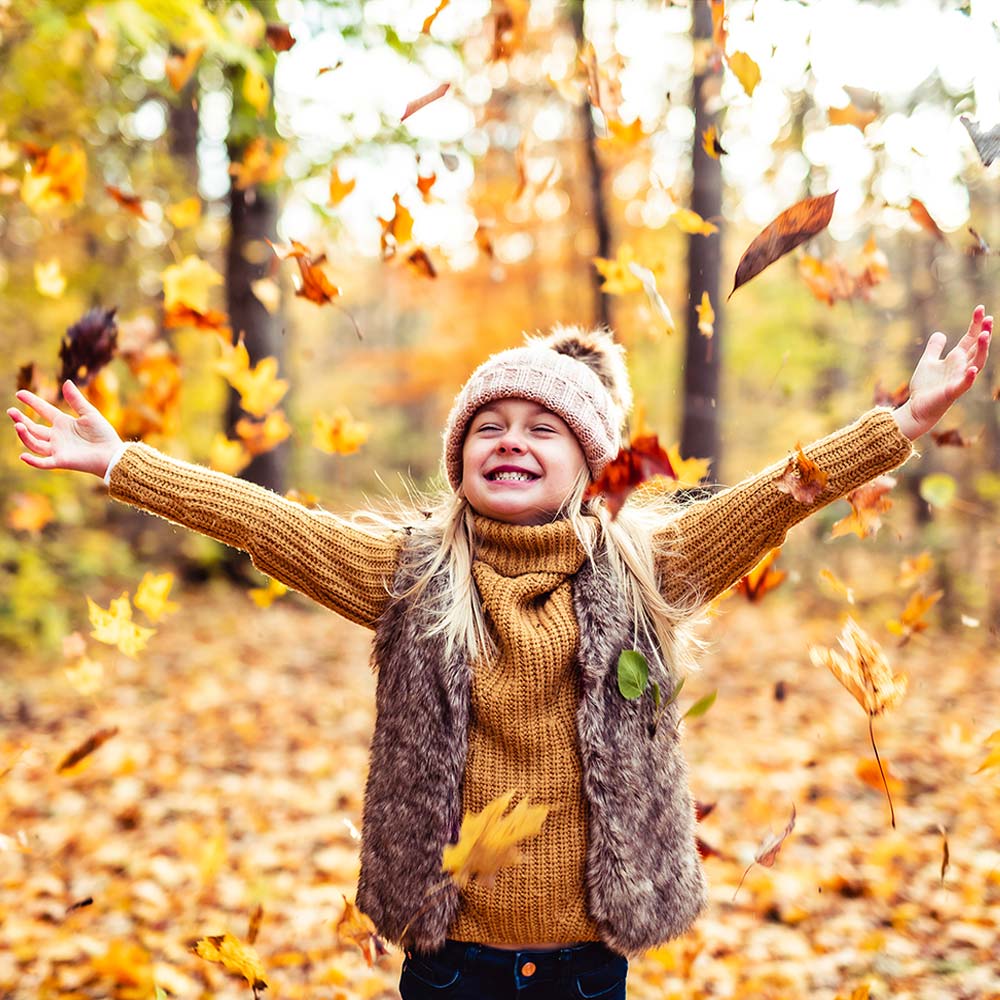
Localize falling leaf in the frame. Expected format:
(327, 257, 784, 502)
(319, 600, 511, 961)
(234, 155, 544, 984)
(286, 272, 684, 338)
(886, 590, 943, 645)
(401, 81, 450, 122)
(873, 380, 909, 408)
(726, 51, 760, 97)
(88, 593, 155, 657)
(731, 192, 836, 296)
(230, 138, 287, 190)
(327, 167, 356, 206)
(165, 43, 205, 91)
(491, 0, 530, 61)
(930, 427, 976, 447)
(734, 804, 796, 900)
(830, 475, 895, 540)
(422, 0, 450, 34)
(64, 657, 104, 697)
(710, 0, 727, 51)
(966, 226, 992, 256)
(166, 196, 202, 229)
(59, 306, 118, 387)
(21, 142, 87, 213)
(313, 409, 369, 455)
(584, 434, 677, 517)
(247, 904, 263, 945)
(938, 824, 949, 884)
(317, 61, 343, 76)
(897, 551, 933, 589)
(249, 576, 288, 608)
(242, 68, 271, 117)
(406, 247, 437, 278)
(335, 896, 385, 967)
(162, 256, 223, 314)
(475, 222, 495, 258)
(57, 726, 119, 773)
(7, 492, 55, 534)
(236, 357, 289, 418)
(600, 117, 648, 148)
(828, 103, 877, 132)
(798, 255, 854, 306)
(973, 731, 1000, 775)
(629, 262, 675, 332)
(250, 278, 281, 314)
(856, 757, 903, 796)
(442, 791, 549, 890)
(267, 239, 341, 305)
(377, 195, 415, 258)
(671, 208, 718, 236)
(909, 198, 946, 242)
(855, 235, 889, 294)
(34, 258, 66, 297)
(593, 245, 642, 295)
(959, 115, 1000, 167)
(134, 572, 179, 623)
(734, 548, 785, 603)
(235, 410, 292, 456)
(701, 125, 726, 159)
(417, 172, 437, 202)
(696, 291, 715, 338)
(265, 22, 295, 51)
(775, 443, 829, 505)
(193, 933, 268, 995)
(105, 184, 148, 219)
(209, 434, 252, 475)
(819, 568, 855, 604)
(639, 444, 711, 493)
(919, 473, 957, 510)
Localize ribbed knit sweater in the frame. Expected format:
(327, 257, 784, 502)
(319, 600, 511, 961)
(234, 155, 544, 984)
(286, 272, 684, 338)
(106, 407, 912, 946)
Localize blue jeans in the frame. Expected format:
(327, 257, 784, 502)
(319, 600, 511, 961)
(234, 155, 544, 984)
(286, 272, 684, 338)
(399, 939, 628, 999)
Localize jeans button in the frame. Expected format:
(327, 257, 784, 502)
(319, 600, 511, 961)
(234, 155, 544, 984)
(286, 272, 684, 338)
(521, 962, 536, 977)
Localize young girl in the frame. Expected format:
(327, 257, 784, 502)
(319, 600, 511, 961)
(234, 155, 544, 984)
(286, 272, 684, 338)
(8, 307, 992, 999)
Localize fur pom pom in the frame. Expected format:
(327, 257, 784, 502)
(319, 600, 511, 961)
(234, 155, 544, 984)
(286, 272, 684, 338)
(528, 324, 633, 417)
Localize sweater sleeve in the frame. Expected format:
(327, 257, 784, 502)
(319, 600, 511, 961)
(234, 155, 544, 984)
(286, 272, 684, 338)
(107, 443, 401, 629)
(654, 407, 914, 608)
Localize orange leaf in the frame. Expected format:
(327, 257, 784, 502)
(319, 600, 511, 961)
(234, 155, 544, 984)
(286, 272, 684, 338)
(798, 254, 854, 306)
(583, 434, 677, 517)
(105, 185, 147, 219)
(417, 172, 437, 202)
(335, 896, 385, 967)
(235, 409, 292, 456)
(378, 195, 415, 258)
(57, 727, 119, 774)
(401, 81, 450, 122)
(229, 137, 287, 190)
(491, 0, 529, 61)
(856, 757, 904, 796)
(328, 167, 356, 206)
(830, 475, 895, 540)
(312, 409, 369, 455)
(909, 198, 946, 242)
(897, 551, 933, 589)
(828, 103, 877, 132)
(886, 590, 943, 645)
(701, 125, 726, 159)
(775, 443, 829, 505)
(265, 22, 295, 51)
(602, 117, 648, 148)
(165, 43, 205, 91)
(21, 142, 87, 213)
(731, 192, 836, 296)
(7, 492, 54, 534)
(734, 548, 786, 603)
(268, 239, 341, 305)
(873, 380, 909, 408)
(422, 0, 450, 34)
(193, 933, 267, 992)
(930, 427, 976, 447)
(710, 0, 727, 51)
(163, 304, 231, 340)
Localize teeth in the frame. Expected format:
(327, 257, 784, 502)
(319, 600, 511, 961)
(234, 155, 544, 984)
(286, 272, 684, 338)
(491, 471, 535, 481)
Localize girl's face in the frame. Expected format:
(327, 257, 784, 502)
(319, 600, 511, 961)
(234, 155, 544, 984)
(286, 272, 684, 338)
(461, 398, 587, 525)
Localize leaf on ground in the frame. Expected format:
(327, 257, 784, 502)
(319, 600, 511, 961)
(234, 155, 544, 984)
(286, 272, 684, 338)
(584, 434, 677, 517)
(734, 548, 785, 603)
(442, 791, 549, 890)
(734, 804, 796, 900)
(88, 593, 155, 657)
(960, 115, 1000, 167)
(775, 443, 829, 504)
(731, 192, 836, 296)
(57, 727, 119, 774)
(192, 933, 268, 995)
(830, 475, 895, 540)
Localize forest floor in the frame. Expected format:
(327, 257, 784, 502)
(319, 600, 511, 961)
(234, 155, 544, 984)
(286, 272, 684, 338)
(2, 582, 998, 1000)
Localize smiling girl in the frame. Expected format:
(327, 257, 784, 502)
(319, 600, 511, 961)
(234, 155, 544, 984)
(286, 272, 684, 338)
(7, 309, 992, 999)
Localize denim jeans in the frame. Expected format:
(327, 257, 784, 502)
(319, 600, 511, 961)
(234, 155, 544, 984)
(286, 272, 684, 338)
(399, 939, 628, 999)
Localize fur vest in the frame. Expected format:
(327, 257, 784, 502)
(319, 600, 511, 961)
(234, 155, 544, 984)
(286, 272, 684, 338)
(356, 534, 707, 956)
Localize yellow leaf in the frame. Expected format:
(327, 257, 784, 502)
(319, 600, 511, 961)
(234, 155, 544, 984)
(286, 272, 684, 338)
(378, 194, 415, 257)
(233, 355, 289, 418)
(328, 167, 357, 206)
(441, 790, 549, 889)
(162, 255, 223, 314)
(34, 258, 66, 297)
(165, 196, 202, 229)
(885, 590, 942, 644)
(701, 124, 725, 159)
(215, 337, 252, 385)
(193, 933, 267, 992)
(235, 409, 292, 456)
(242, 68, 271, 117)
(21, 142, 87, 214)
(250, 277, 281, 314)
(7, 492, 54, 534)
(633, 444, 711, 495)
(828, 103, 877, 132)
(809, 617, 907, 716)
(230, 137, 286, 190)
(671, 208, 718, 236)
(88, 592, 155, 657)
(133, 571, 178, 623)
(209, 434, 252, 475)
(335, 896, 383, 967)
(727, 50, 761, 97)
(249, 576, 288, 608)
(600, 117, 647, 148)
(696, 290, 715, 338)
(92, 939, 154, 990)
(313, 409, 369, 455)
(64, 657, 104, 697)
(818, 568, 855, 604)
(593, 244, 642, 295)
(974, 734, 1000, 775)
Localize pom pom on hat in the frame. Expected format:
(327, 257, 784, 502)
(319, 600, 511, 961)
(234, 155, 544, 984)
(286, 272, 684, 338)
(442, 324, 632, 490)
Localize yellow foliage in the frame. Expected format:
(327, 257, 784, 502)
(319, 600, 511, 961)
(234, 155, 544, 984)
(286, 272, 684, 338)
(34, 258, 66, 297)
(236, 409, 292, 456)
(727, 50, 761, 96)
(209, 434, 252, 475)
(593, 244, 643, 295)
(162, 255, 223, 314)
(21, 142, 87, 214)
(165, 196, 202, 228)
(313, 409, 370, 455)
(249, 576, 288, 608)
(696, 290, 715, 338)
(134, 571, 179, 623)
(242, 67, 271, 116)
(671, 209, 718, 236)
(230, 137, 287, 190)
(193, 932, 268, 992)
(87, 593, 155, 658)
(600, 117, 648, 148)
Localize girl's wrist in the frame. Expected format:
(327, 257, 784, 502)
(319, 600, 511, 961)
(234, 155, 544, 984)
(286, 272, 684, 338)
(890, 400, 923, 441)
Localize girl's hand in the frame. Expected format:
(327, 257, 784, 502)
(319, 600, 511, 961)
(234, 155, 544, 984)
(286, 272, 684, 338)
(893, 305, 992, 441)
(7, 380, 123, 478)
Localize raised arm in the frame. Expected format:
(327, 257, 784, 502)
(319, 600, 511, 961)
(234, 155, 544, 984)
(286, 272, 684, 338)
(9, 381, 399, 628)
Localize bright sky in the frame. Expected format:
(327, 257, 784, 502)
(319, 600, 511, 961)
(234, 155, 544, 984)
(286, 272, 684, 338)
(202, 0, 1000, 259)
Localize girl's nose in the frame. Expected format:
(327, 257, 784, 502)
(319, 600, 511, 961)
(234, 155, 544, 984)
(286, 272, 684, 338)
(496, 432, 526, 454)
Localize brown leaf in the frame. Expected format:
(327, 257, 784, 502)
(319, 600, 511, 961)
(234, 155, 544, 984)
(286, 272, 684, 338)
(335, 896, 384, 967)
(583, 434, 677, 517)
(909, 198, 946, 242)
(105, 185, 147, 219)
(401, 82, 450, 122)
(57, 727, 119, 773)
(730, 192, 837, 297)
(830, 475, 895, 540)
(734, 548, 786, 603)
(775, 443, 829, 505)
(938, 824, 950, 883)
(873, 380, 909, 408)
(960, 115, 1000, 167)
(247, 903, 263, 945)
(733, 804, 796, 899)
(406, 248, 437, 279)
(192, 933, 267, 994)
(59, 306, 118, 387)
(930, 427, 976, 447)
(267, 239, 340, 305)
(265, 23, 295, 52)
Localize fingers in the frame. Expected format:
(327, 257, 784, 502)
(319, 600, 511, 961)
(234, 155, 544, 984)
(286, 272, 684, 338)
(7, 407, 51, 440)
(972, 316, 992, 370)
(12, 417, 53, 456)
(13, 388, 63, 424)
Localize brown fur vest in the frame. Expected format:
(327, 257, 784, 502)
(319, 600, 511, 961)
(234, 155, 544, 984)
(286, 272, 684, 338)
(356, 534, 707, 956)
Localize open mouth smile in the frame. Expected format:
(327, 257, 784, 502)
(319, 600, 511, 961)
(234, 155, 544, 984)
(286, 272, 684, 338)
(485, 468, 540, 482)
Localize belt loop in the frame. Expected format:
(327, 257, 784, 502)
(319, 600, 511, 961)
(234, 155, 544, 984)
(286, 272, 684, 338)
(463, 943, 479, 974)
(558, 946, 572, 969)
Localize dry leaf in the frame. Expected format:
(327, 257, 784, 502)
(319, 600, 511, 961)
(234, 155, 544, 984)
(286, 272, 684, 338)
(406, 247, 437, 278)
(593, 245, 643, 295)
(973, 730, 1000, 775)
(105, 184, 147, 219)
(378, 195, 415, 258)
(701, 125, 726, 159)
(21, 142, 87, 213)
(88, 593, 155, 657)
(165, 43, 205, 91)
(629, 262, 675, 333)
(873, 381, 909, 408)
(731, 193, 836, 296)
(230, 137, 287, 190)
(193, 933, 268, 995)
(828, 103, 877, 132)
(818, 568, 855, 604)
(775, 443, 829, 505)
(235, 410, 292, 456)
(830, 475, 895, 540)
(734, 548, 786, 603)
(930, 427, 976, 447)
(909, 198, 946, 242)
(335, 896, 384, 967)
(247, 904, 264, 945)
(584, 434, 677, 517)
(162, 255, 223, 314)
(897, 551, 933, 589)
(209, 434, 252, 475)
(726, 51, 760, 97)
(733, 804, 796, 899)
(165, 196, 202, 229)
(885, 590, 943, 645)
(59, 306, 118, 387)
(133, 571, 178, 623)
(672, 208, 718, 236)
(960, 115, 1000, 167)
(267, 239, 341, 305)
(328, 167, 356, 206)
(265, 22, 295, 51)
(313, 409, 369, 455)
(401, 82, 450, 122)
(57, 727, 119, 773)
(856, 757, 903, 796)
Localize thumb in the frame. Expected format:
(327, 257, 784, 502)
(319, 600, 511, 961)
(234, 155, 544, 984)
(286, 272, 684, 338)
(62, 379, 94, 417)
(920, 331, 947, 365)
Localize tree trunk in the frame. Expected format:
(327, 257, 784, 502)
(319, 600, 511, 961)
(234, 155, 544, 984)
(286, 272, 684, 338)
(568, 0, 612, 331)
(681, 1, 723, 474)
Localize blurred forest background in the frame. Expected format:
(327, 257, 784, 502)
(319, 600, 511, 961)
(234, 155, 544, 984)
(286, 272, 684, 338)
(2, 1, 999, 998)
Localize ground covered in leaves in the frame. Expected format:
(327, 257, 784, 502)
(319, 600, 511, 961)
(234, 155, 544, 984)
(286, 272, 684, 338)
(2, 584, 998, 1000)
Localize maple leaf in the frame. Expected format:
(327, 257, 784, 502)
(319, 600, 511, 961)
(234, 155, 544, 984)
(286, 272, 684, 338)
(105, 184, 147, 219)
(378, 195, 415, 258)
(828, 102, 877, 132)
(166, 196, 202, 229)
(162, 255, 223, 314)
(731, 192, 837, 296)
(7, 492, 54, 534)
(193, 933, 268, 996)
(401, 81, 450, 122)
(230, 138, 287, 191)
(442, 791, 549, 889)
(885, 590, 943, 646)
(21, 142, 87, 213)
(672, 208, 718, 236)
(267, 239, 341, 305)
(909, 198, 946, 242)
(601, 117, 647, 148)
(165, 43, 205, 91)
(734, 548, 785, 603)
(584, 434, 677, 517)
(59, 306, 118, 387)
(235, 356, 289, 418)
(726, 50, 760, 96)
(249, 576, 288, 608)
(696, 291, 715, 338)
(313, 409, 369, 455)
(335, 896, 385, 967)
(265, 22, 295, 51)
(629, 262, 675, 332)
(328, 167, 356, 206)
(818, 568, 855, 604)
(897, 551, 933, 590)
(593, 245, 642, 295)
(88, 593, 155, 657)
(134, 571, 179, 623)
(959, 115, 1000, 167)
(164, 303, 232, 340)
(701, 125, 726, 159)
(775, 443, 829, 505)
(830, 475, 895, 540)
(34, 258, 66, 297)
(235, 410, 292, 456)
(209, 433, 252, 475)
(57, 726, 119, 774)
(973, 730, 1000, 775)
(733, 804, 796, 900)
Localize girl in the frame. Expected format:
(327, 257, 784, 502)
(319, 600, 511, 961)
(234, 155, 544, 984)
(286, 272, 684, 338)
(8, 307, 992, 999)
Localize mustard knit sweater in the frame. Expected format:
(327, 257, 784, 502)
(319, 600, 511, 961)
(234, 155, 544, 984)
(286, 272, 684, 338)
(107, 407, 912, 946)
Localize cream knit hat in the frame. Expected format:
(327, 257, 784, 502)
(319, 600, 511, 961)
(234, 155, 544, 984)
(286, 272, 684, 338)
(442, 325, 632, 490)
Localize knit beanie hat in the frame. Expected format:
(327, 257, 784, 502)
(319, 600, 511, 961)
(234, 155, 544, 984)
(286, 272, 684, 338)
(442, 324, 632, 490)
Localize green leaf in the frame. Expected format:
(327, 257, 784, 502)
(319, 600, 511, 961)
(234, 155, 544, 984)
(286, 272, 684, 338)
(919, 473, 957, 510)
(665, 676, 686, 706)
(651, 680, 661, 710)
(617, 650, 649, 700)
(683, 690, 717, 720)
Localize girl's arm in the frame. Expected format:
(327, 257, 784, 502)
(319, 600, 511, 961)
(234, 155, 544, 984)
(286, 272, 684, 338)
(656, 305, 992, 608)
(9, 381, 399, 628)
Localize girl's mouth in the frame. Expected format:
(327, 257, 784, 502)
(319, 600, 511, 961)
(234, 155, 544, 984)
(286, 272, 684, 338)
(486, 469, 539, 482)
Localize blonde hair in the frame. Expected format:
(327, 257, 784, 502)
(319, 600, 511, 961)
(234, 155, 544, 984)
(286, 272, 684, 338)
(347, 473, 706, 677)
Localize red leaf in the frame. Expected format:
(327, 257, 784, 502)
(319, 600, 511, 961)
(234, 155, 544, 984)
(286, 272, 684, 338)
(401, 82, 450, 122)
(265, 23, 296, 52)
(583, 434, 676, 517)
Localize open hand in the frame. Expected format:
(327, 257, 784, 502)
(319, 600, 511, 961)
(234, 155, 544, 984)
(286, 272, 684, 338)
(7, 380, 123, 478)
(893, 305, 992, 440)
